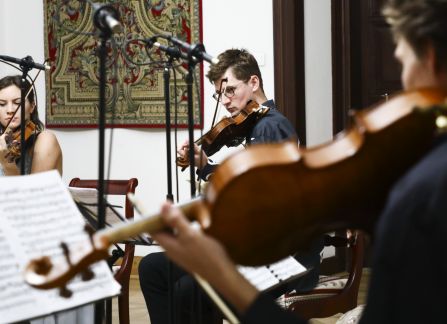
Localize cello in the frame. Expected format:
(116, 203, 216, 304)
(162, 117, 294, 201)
(24, 88, 447, 288)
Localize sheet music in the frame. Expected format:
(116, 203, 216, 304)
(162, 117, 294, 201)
(0, 170, 120, 324)
(69, 187, 125, 226)
(238, 256, 307, 291)
(69, 187, 151, 244)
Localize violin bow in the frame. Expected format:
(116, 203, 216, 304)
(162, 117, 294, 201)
(176, 78, 228, 183)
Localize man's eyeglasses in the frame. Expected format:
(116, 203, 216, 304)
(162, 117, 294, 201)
(212, 82, 244, 102)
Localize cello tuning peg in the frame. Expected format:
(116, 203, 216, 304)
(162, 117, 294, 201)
(84, 224, 95, 236)
(59, 285, 73, 298)
(60, 242, 72, 266)
(81, 267, 95, 281)
(31, 256, 53, 275)
(83, 224, 96, 246)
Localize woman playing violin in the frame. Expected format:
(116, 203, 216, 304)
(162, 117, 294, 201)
(0, 75, 62, 176)
(140, 49, 323, 324)
(151, 0, 447, 323)
(0, 78, 90, 323)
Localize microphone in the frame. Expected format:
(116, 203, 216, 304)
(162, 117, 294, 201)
(153, 42, 187, 60)
(145, 36, 158, 48)
(167, 36, 219, 65)
(0, 55, 49, 71)
(92, 3, 122, 34)
(151, 42, 199, 63)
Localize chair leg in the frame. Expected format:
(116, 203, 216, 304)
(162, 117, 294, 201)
(118, 284, 130, 324)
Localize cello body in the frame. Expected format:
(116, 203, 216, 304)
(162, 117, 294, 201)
(201, 88, 447, 266)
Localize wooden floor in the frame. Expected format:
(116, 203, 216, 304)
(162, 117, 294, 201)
(112, 276, 150, 324)
(111, 268, 371, 324)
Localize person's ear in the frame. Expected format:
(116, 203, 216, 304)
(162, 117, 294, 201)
(249, 75, 260, 92)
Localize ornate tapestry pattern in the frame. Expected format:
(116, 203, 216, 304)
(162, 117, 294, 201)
(43, 0, 203, 128)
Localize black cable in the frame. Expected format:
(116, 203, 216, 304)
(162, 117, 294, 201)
(172, 66, 181, 203)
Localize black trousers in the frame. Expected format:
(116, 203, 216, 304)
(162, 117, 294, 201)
(138, 252, 217, 324)
(139, 238, 323, 324)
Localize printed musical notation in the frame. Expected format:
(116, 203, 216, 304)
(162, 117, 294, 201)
(0, 171, 120, 324)
(238, 256, 307, 292)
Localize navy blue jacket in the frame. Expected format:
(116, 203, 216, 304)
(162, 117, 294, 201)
(197, 100, 297, 180)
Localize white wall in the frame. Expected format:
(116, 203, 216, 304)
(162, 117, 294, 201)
(0, 0, 332, 256)
(305, 0, 333, 146)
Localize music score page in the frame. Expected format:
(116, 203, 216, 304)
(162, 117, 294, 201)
(0, 170, 120, 324)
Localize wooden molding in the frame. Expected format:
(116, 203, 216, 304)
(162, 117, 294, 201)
(273, 0, 306, 145)
(331, 0, 352, 134)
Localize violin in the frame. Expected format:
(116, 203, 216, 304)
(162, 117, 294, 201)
(176, 100, 270, 168)
(3, 120, 38, 164)
(24, 88, 447, 290)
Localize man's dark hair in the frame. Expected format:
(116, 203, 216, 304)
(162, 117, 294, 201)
(206, 48, 264, 92)
(383, 0, 447, 70)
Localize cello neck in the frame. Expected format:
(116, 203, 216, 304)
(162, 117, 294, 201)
(100, 195, 206, 245)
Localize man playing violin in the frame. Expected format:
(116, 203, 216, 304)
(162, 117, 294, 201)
(178, 48, 297, 181)
(148, 0, 447, 323)
(139, 49, 324, 324)
(0, 75, 62, 176)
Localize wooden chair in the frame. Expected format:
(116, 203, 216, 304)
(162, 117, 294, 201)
(283, 230, 365, 320)
(69, 178, 138, 324)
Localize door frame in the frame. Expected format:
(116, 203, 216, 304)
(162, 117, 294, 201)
(273, 0, 306, 145)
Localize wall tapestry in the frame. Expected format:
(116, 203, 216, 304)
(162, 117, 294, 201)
(43, 0, 203, 128)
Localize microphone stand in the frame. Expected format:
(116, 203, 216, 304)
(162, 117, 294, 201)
(156, 42, 199, 323)
(150, 39, 223, 323)
(19, 66, 31, 175)
(186, 58, 198, 197)
(94, 32, 109, 324)
(161, 55, 176, 324)
(164, 61, 175, 203)
(184, 53, 202, 324)
(92, 4, 119, 323)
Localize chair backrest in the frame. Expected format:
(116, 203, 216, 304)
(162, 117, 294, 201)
(69, 178, 139, 324)
(69, 178, 138, 220)
(285, 230, 365, 320)
(68, 178, 139, 279)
